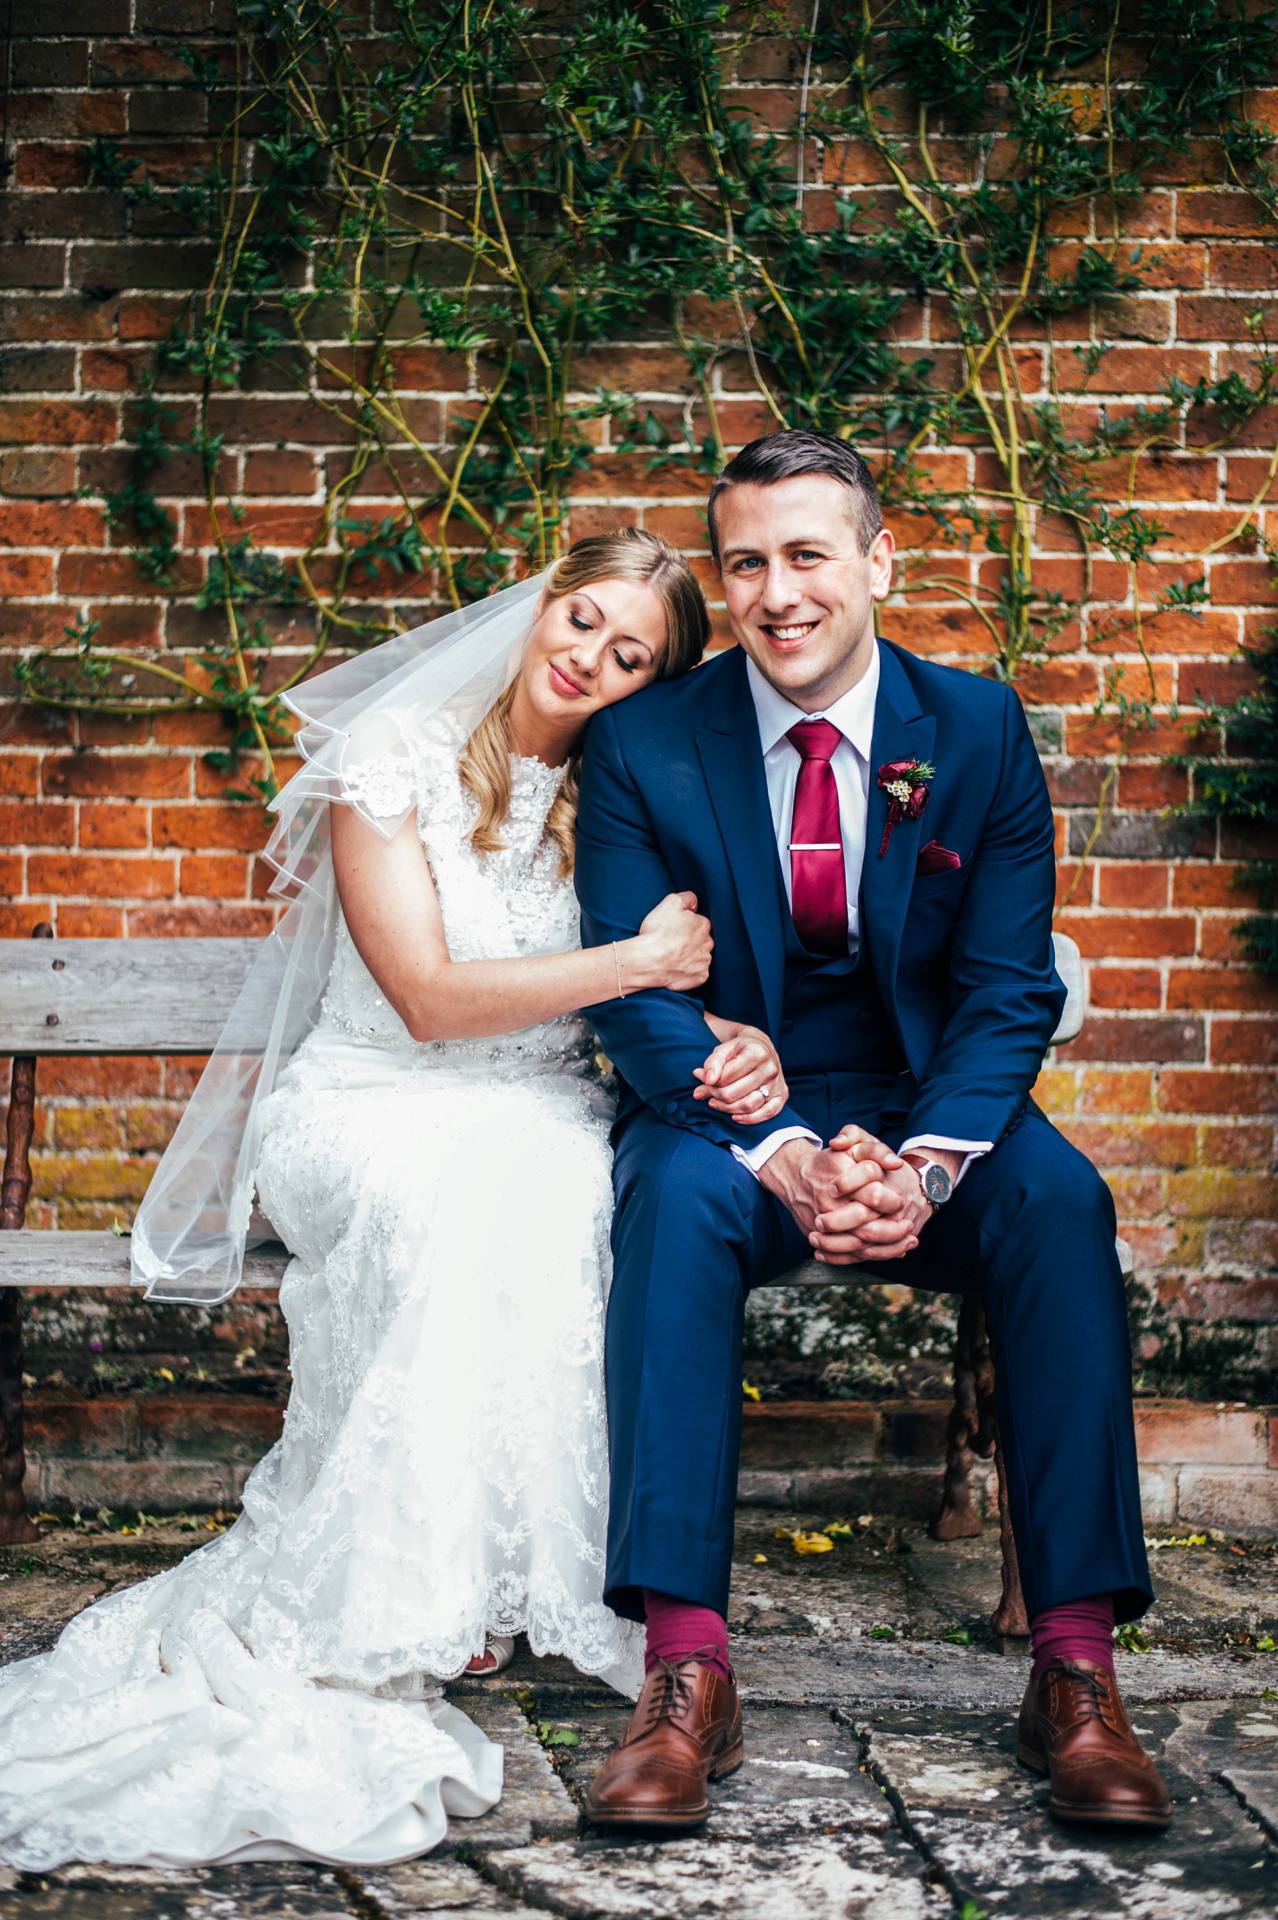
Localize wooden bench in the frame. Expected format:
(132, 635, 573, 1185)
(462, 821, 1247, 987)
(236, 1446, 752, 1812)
(1, 927, 1112, 1632)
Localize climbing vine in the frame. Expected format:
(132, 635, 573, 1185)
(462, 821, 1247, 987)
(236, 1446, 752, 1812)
(1170, 622, 1278, 973)
(16, 0, 1278, 871)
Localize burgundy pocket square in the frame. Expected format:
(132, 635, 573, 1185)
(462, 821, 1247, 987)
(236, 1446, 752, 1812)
(916, 839, 962, 876)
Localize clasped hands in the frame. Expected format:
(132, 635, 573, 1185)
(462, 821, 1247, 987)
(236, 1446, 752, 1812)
(691, 1028, 939, 1266)
(760, 1128, 936, 1267)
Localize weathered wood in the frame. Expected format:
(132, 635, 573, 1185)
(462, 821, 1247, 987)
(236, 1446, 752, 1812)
(0, 937, 260, 1055)
(0, 931, 1089, 1057)
(0, 1231, 1131, 1291)
(0, 1231, 288, 1290)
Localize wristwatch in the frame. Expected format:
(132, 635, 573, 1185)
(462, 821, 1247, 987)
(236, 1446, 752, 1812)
(904, 1153, 953, 1209)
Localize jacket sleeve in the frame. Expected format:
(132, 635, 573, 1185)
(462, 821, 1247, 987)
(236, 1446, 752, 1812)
(901, 688, 1067, 1146)
(575, 706, 818, 1151)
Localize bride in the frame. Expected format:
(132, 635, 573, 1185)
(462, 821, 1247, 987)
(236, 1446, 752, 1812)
(0, 532, 791, 1870)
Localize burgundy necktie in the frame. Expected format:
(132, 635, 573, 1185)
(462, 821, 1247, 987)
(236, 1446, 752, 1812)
(786, 719, 847, 956)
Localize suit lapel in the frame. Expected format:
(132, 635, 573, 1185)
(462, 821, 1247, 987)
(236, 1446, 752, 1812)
(695, 651, 787, 1033)
(860, 641, 937, 1005)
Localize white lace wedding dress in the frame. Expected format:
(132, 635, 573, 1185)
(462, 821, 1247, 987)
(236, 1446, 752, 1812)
(0, 712, 644, 1870)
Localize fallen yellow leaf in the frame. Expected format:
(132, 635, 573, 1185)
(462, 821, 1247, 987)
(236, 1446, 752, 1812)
(792, 1531, 834, 1556)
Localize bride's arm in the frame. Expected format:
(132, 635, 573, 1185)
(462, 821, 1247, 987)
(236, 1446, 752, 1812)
(331, 804, 711, 1042)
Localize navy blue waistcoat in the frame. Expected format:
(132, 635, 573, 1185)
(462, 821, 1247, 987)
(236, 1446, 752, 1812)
(779, 903, 906, 1083)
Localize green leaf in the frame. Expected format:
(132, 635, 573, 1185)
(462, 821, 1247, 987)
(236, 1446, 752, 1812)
(536, 1722, 581, 1748)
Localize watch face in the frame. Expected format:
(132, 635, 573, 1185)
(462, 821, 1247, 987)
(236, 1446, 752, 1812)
(922, 1162, 952, 1205)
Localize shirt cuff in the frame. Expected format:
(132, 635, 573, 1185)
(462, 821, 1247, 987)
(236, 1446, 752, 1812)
(899, 1134, 993, 1188)
(730, 1125, 821, 1180)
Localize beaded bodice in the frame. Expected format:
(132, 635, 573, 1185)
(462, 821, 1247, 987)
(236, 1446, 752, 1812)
(310, 711, 597, 1076)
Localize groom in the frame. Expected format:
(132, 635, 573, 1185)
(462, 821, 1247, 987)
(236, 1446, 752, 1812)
(574, 432, 1170, 1833)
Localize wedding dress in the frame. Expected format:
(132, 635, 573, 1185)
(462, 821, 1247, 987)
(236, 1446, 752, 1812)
(0, 709, 644, 1870)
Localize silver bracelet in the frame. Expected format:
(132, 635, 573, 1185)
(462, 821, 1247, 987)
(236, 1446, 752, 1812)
(612, 942, 627, 999)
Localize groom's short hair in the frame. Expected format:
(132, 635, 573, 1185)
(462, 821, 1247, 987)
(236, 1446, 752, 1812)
(706, 431, 883, 566)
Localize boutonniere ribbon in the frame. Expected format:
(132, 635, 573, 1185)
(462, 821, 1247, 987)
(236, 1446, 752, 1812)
(876, 758, 935, 857)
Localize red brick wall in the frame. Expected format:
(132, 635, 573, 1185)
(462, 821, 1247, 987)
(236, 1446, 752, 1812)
(1, 8, 1276, 1399)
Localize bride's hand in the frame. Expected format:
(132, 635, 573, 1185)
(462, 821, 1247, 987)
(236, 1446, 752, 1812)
(630, 891, 713, 993)
(693, 1025, 789, 1124)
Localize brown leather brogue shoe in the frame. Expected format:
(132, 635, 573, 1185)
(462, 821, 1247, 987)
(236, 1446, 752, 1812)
(1018, 1660, 1172, 1829)
(584, 1654, 743, 1830)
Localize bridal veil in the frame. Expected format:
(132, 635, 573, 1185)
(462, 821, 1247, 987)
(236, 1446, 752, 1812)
(129, 572, 548, 1304)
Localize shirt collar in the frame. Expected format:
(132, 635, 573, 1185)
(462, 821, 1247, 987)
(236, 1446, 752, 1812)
(744, 642, 881, 762)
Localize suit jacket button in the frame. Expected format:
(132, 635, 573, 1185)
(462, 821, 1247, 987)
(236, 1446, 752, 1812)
(664, 1100, 680, 1117)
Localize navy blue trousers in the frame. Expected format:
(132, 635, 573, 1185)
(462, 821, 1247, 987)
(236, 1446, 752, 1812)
(603, 1072, 1153, 1629)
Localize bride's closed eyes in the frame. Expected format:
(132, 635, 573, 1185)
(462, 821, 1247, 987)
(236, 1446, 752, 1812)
(568, 603, 644, 673)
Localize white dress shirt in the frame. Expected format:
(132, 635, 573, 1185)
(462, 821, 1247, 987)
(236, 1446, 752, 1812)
(730, 650, 991, 1184)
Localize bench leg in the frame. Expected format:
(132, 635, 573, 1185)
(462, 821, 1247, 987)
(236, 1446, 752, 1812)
(991, 1435, 1030, 1638)
(930, 1294, 995, 1541)
(0, 1289, 38, 1545)
(0, 932, 47, 1546)
(931, 1296, 1030, 1638)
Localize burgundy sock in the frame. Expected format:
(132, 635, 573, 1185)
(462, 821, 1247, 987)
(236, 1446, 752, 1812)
(642, 1589, 731, 1683)
(1030, 1594, 1116, 1679)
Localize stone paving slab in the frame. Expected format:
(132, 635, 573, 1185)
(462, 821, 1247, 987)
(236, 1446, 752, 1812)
(860, 1703, 1278, 1917)
(1163, 1699, 1278, 1845)
(482, 1828, 951, 1920)
(1, 1511, 1275, 1918)
(0, 1572, 105, 1662)
(732, 1637, 1275, 1710)
(860, 1704, 1259, 1843)
(436, 1694, 579, 1851)
(535, 1695, 895, 1835)
(897, 1814, 1275, 1919)
(341, 1856, 528, 1915)
(0, 1860, 359, 1918)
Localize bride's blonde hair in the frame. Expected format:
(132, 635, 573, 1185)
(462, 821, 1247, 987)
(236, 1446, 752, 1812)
(460, 530, 708, 874)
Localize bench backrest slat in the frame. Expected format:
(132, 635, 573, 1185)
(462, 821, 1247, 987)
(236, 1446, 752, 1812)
(0, 930, 1086, 1057)
(0, 938, 260, 1054)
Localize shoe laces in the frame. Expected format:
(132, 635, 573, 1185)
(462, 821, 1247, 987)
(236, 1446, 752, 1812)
(639, 1649, 719, 1733)
(1056, 1661, 1122, 1732)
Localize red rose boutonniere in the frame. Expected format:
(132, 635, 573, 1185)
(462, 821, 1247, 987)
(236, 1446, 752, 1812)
(876, 758, 935, 857)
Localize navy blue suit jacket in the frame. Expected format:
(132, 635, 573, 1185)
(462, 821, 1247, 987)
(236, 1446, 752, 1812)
(575, 638, 1066, 1154)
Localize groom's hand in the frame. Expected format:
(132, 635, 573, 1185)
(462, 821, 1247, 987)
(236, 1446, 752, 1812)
(758, 1140, 901, 1255)
(827, 1123, 905, 1173)
(811, 1130, 961, 1265)
(810, 1162, 927, 1264)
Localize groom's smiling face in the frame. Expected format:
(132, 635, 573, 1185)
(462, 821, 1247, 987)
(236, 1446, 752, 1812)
(715, 473, 894, 713)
